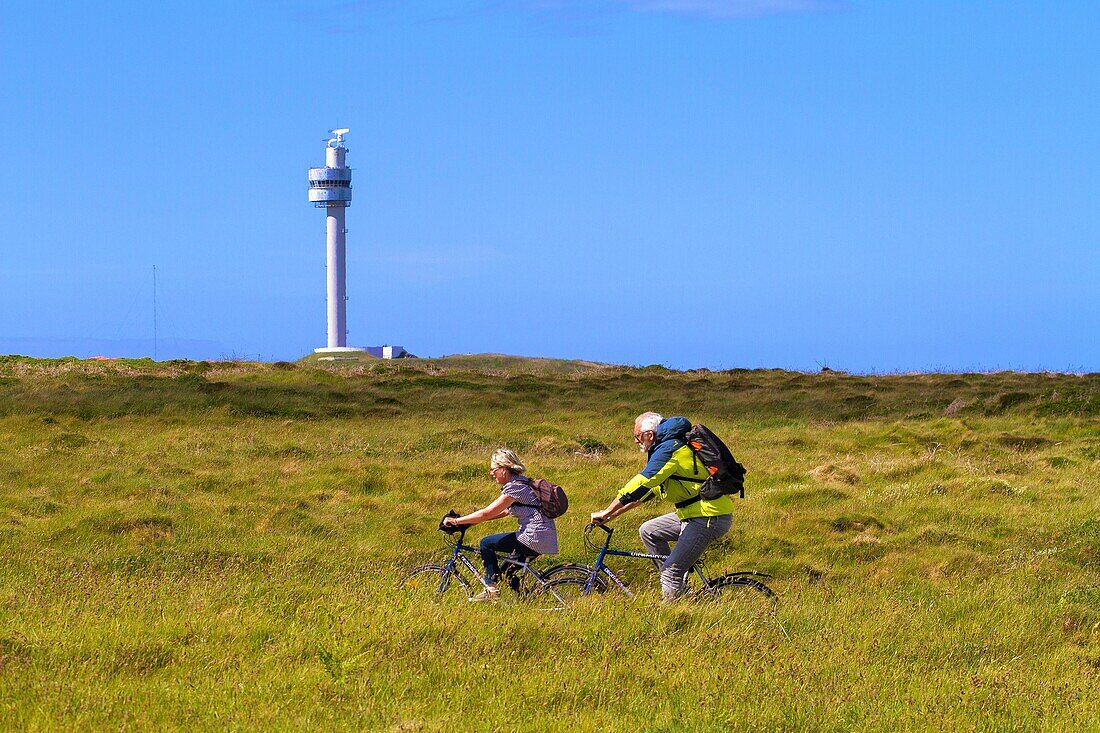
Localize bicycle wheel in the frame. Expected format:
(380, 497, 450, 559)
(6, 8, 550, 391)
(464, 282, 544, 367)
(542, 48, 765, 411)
(706, 573, 778, 608)
(543, 562, 599, 582)
(400, 563, 474, 603)
(543, 572, 610, 604)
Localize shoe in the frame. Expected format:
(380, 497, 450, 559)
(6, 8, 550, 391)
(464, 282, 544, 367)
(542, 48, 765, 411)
(469, 586, 500, 602)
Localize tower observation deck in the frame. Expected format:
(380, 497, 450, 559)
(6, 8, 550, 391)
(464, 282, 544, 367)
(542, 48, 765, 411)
(309, 128, 363, 355)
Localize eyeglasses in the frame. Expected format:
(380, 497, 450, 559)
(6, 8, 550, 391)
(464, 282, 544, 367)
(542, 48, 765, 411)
(633, 431, 652, 446)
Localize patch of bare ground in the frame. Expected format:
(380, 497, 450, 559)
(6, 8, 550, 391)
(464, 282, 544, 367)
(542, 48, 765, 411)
(530, 436, 583, 456)
(809, 463, 860, 485)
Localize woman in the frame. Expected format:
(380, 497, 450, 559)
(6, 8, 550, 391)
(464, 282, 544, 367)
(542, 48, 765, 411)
(442, 448, 558, 601)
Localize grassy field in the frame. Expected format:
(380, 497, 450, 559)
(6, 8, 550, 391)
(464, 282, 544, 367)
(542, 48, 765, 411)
(1, 354, 1099, 731)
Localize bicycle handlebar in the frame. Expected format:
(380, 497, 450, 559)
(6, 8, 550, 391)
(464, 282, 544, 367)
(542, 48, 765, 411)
(439, 510, 470, 538)
(583, 522, 615, 554)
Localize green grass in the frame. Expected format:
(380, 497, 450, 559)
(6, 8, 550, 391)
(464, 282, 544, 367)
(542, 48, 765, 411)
(1, 354, 1099, 730)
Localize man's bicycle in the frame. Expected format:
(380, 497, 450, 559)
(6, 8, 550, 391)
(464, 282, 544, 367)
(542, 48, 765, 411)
(399, 515, 582, 609)
(544, 522, 777, 605)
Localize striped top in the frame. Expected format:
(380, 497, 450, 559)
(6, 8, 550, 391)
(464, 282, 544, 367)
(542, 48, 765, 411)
(502, 476, 558, 555)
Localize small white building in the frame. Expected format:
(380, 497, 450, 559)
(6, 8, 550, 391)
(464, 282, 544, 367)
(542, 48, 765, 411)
(366, 346, 411, 359)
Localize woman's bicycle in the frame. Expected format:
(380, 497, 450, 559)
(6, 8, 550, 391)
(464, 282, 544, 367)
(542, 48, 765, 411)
(399, 516, 584, 609)
(544, 522, 777, 606)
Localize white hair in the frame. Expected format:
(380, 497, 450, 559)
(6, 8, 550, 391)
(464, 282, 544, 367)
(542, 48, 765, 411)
(634, 412, 663, 434)
(490, 448, 526, 475)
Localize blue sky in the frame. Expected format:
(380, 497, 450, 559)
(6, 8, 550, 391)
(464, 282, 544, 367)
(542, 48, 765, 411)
(1, 0, 1096, 371)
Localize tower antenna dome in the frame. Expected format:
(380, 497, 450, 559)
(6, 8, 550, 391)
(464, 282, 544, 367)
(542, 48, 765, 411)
(328, 128, 350, 147)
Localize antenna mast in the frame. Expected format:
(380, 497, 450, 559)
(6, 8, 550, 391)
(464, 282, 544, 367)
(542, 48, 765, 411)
(152, 265, 158, 361)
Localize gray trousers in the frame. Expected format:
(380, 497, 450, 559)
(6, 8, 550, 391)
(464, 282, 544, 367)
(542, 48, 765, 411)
(639, 512, 733, 601)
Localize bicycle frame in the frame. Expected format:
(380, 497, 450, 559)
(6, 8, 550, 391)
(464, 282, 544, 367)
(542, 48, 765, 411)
(434, 525, 568, 604)
(578, 523, 724, 598)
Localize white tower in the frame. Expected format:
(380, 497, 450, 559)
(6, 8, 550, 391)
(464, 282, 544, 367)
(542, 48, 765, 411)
(309, 128, 363, 355)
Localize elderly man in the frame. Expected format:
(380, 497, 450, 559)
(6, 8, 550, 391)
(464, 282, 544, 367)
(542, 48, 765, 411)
(591, 412, 734, 600)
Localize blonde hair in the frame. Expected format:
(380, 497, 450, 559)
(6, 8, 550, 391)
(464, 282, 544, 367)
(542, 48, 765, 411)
(490, 448, 526, 475)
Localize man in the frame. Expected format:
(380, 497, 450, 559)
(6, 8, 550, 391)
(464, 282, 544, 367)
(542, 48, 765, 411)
(591, 412, 734, 601)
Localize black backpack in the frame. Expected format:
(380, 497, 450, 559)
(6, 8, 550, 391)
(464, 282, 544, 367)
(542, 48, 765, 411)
(683, 424, 746, 500)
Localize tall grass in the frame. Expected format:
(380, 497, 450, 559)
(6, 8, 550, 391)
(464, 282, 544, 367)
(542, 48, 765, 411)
(0, 355, 1098, 730)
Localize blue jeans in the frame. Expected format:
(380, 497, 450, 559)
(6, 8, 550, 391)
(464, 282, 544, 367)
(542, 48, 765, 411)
(479, 532, 537, 584)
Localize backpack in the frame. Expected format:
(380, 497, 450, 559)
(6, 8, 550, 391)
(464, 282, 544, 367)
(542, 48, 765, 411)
(684, 424, 746, 500)
(516, 477, 569, 519)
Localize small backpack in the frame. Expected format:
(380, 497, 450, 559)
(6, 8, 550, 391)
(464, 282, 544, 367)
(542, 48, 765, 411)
(517, 477, 569, 519)
(684, 424, 747, 500)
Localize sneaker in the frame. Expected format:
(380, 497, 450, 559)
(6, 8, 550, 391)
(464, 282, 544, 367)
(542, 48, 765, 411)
(469, 586, 500, 602)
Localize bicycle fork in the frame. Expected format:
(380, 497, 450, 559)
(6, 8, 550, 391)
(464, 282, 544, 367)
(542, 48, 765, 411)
(441, 552, 485, 595)
(589, 545, 636, 598)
